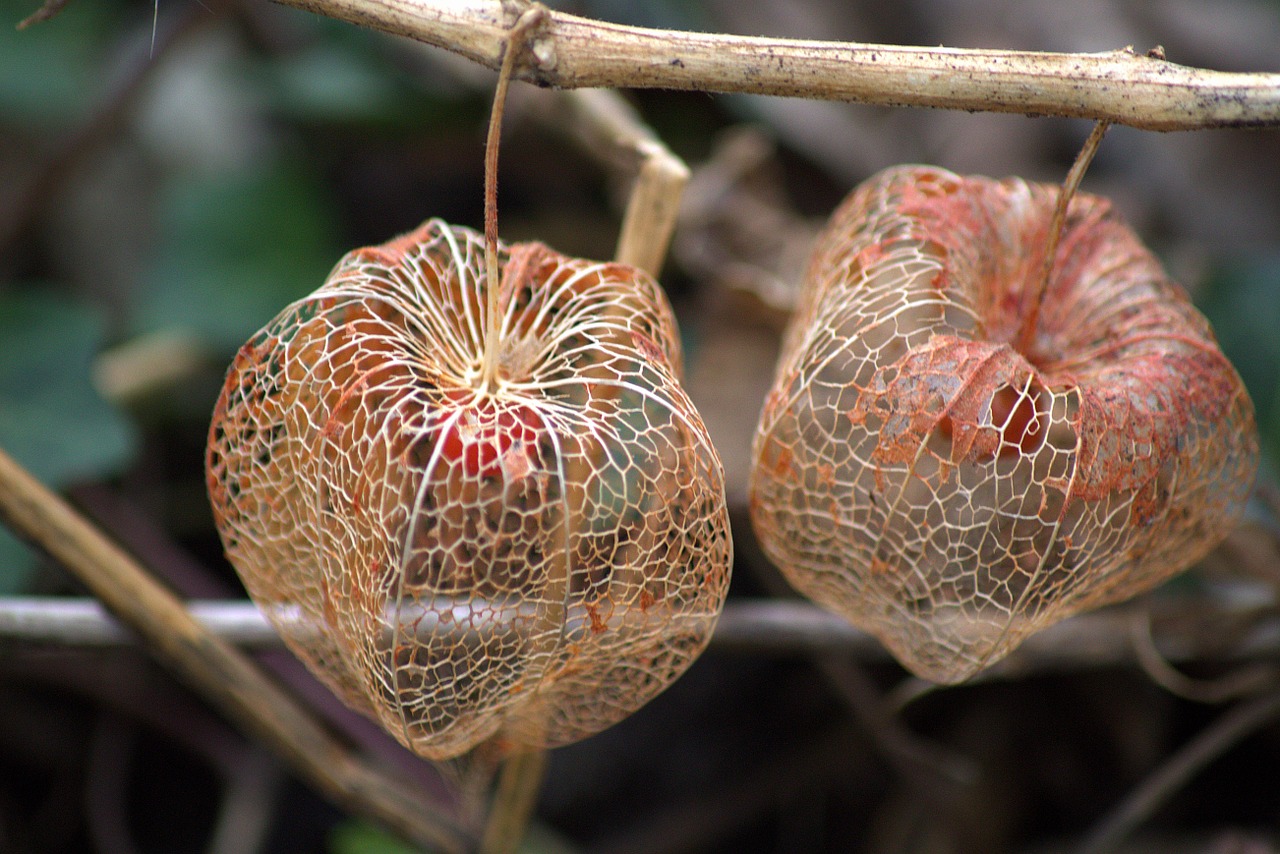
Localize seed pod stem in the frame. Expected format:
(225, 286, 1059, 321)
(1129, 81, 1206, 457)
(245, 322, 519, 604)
(480, 747, 549, 853)
(482, 5, 547, 391)
(1017, 120, 1111, 355)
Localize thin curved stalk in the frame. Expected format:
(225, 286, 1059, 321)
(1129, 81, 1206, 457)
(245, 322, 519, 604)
(1077, 688, 1280, 854)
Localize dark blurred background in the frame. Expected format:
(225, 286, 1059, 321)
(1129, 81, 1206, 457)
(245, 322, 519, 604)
(2, 0, 1280, 852)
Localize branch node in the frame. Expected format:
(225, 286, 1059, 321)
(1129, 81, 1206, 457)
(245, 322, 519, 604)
(259, 0, 1280, 130)
(497, 0, 554, 76)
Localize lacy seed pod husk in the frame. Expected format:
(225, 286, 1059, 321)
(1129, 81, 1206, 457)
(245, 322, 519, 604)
(207, 219, 732, 759)
(750, 165, 1258, 683)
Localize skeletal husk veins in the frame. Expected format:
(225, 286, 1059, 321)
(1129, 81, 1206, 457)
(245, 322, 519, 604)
(207, 219, 731, 759)
(750, 165, 1258, 683)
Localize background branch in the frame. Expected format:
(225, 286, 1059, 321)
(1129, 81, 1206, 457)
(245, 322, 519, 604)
(0, 448, 472, 854)
(5, 596, 1279, 678)
(1077, 687, 1280, 854)
(269, 0, 1280, 131)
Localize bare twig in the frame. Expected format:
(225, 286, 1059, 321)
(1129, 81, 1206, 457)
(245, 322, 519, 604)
(595, 723, 865, 854)
(0, 447, 473, 854)
(65, 484, 456, 798)
(93, 330, 210, 407)
(1128, 611, 1279, 704)
(586, 90, 692, 276)
(816, 655, 978, 789)
(481, 3, 546, 391)
(8, 596, 1280, 676)
(0, 597, 283, 647)
(711, 599, 887, 656)
(268, 0, 1280, 131)
(480, 748, 547, 854)
(208, 751, 285, 854)
(476, 9, 555, 847)
(1076, 687, 1280, 854)
(513, 87, 689, 277)
(16, 0, 72, 29)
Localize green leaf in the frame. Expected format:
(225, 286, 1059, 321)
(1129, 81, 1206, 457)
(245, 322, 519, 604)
(1200, 255, 1280, 459)
(0, 533, 38, 596)
(0, 290, 138, 592)
(328, 821, 419, 854)
(135, 157, 341, 352)
(327, 820, 577, 854)
(0, 0, 124, 127)
(256, 19, 474, 131)
(266, 43, 409, 125)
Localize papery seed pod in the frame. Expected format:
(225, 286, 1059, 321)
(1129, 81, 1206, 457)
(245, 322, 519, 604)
(750, 165, 1258, 683)
(207, 219, 731, 759)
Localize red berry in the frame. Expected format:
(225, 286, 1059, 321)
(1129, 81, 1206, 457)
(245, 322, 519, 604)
(437, 391, 542, 480)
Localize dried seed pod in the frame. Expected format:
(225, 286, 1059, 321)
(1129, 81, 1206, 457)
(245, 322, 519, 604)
(207, 219, 731, 759)
(750, 165, 1258, 683)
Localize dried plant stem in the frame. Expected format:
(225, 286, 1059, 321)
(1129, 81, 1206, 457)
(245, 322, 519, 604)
(480, 747, 548, 854)
(582, 88, 692, 277)
(1128, 611, 1279, 704)
(520, 88, 688, 277)
(481, 4, 545, 390)
(0, 447, 472, 854)
(269, 0, 1280, 131)
(614, 142, 688, 277)
(1017, 120, 1110, 354)
(474, 9, 555, 848)
(12, 597, 1280, 676)
(1077, 687, 1280, 854)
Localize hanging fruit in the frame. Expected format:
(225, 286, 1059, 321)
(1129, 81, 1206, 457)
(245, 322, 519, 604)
(750, 164, 1258, 683)
(207, 219, 731, 759)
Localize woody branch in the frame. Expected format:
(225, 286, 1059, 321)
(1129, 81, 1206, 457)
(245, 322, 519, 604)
(266, 0, 1280, 131)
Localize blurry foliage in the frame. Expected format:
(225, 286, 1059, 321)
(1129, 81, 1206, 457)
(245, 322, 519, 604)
(259, 17, 437, 127)
(331, 818, 577, 854)
(0, 0, 119, 126)
(1202, 255, 1280, 461)
(328, 820, 421, 854)
(134, 157, 341, 351)
(0, 291, 137, 592)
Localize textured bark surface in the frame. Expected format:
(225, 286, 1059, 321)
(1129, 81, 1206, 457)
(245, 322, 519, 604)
(269, 0, 1280, 130)
(750, 166, 1258, 683)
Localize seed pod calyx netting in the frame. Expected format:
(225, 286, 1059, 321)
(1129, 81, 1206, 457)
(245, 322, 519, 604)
(208, 219, 732, 758)
(750, 165, 1258, 683)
